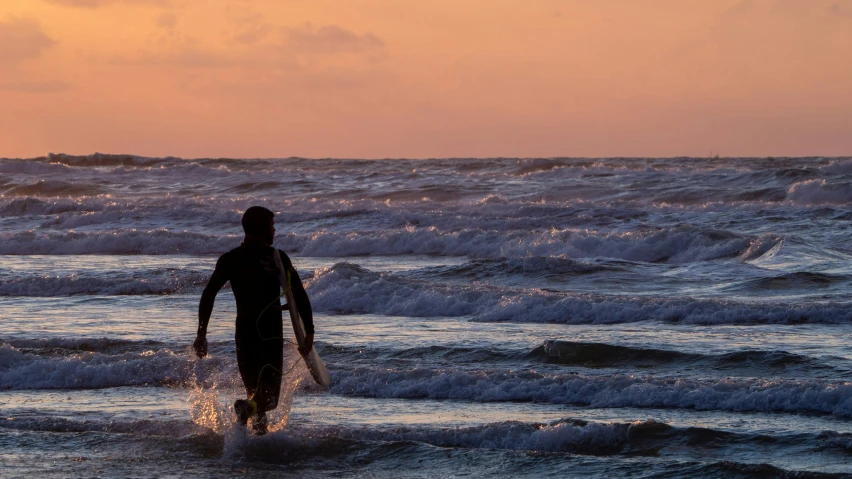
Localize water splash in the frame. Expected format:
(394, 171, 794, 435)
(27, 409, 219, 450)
(186, 350, 306, 460)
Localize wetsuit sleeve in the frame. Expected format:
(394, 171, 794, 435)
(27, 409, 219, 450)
(197, 253, 230, 336)
(280, 250, 314, 335)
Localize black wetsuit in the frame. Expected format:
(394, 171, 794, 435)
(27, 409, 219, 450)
(198, 242, 313, 412)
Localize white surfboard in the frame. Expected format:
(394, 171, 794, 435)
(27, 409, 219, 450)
(272, 248, 332, 389)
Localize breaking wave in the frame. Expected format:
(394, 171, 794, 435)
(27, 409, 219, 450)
(787, 179, 852, 205)
(0, 230, 240, 255)
(410, 257, 624, 281)
(0, 414, 830, 462)
(307, 263, 852, 325)
(3, 180, 105, 197)
(332, 366, 852, 416)
(531, 340, 834, 373)
(0, 226, 755, 263)
(0, 269, 208, 296)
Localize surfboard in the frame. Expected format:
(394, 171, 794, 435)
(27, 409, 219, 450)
(272, 248, 332, 389)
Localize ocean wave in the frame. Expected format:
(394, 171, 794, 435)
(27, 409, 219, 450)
(307, 262, 852, 325)
(0, 159, 72, 175)
(0, 340, 320, 391)
(5, 257, 850, 326)
(787, 179, 852, 205)
(3, 337, 161, 354)
(5, 340, 852, 416)
(817, 431, 852, 452)
(46, 153, 170, 168)
(0, 197, 96, 217)
(410, 257, 624, 281)
(300, 225, 752, 262)
(512, 158, 561, 176)
(331, 366, 852, 416)
(317, 343, 524, 366)
(0, 225, 754, 263)
(0, 413, 811, 460)
(0, 343, 234, 390)
(3, 180, 105, 197)
(740, 235, 783, 261)
(0, 415, 631, 454)
(0, 416, 209, 437)
(6, 336, 836, 379)
(303, 419, 662, 455)
(733, 272, 850, 292)
(0, 230, 241, 255)
(307, 418, 835, 459)
(10, 156, 852, 220)
(3, 410, 842, 467)
(0, 269, 209, 296)
(822, 159, 852, 175)
(531, 340, 832, 372)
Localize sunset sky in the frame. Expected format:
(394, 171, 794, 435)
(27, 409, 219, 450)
(1, 0, 851, 158)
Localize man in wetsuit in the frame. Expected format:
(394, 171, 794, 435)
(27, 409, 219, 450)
(193, 206, 313, 435)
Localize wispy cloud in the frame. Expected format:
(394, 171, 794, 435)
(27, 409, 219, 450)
(829, 2, 852, 17)
(156, 12, 177, 29)
(282, 23, 385, 55)
(110, 36, 234, 68)
(43, 0, 169, 8)
(0, 80, 71, 93)
(0, 18, 57, 65)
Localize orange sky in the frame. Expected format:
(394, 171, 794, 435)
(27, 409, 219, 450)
(1, 0, 851, 158)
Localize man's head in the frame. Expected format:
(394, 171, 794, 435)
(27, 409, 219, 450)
(242, 206, 275, 245)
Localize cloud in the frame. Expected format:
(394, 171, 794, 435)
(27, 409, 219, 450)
(224, 5, 274, 45)
(111, 36, 234, 68)
(156, 12, 177, 29)
(829, 2, 852, 17)
(43, 0, 108, 7)
(233, 23, 273, 45)
(0, 80, 71, 93)
(282, 23, 385, 54)
(0, 18, 57, 65)
(43, 0, 169, 8)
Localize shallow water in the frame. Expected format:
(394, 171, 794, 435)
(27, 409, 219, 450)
(2, 154, 852, 477)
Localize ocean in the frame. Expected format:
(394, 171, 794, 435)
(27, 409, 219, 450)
(2, 154, 852, 478)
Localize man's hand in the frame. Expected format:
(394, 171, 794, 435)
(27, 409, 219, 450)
(193, 334, 208, 358)
(298, 332, 314, 356)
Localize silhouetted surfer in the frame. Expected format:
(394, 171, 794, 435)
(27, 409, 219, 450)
(194, 206, 313, 435)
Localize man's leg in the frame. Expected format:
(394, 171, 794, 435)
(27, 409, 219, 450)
(235, 328, 263, 427)
(249, 347, 283, 435)
(235, 333, 283, 434)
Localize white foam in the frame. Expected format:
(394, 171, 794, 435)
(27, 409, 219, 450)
(787, 179, 852, 205)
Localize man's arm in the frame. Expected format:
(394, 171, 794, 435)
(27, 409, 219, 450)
(194, 254, 230, 358)
(281, 251, 314, 354)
